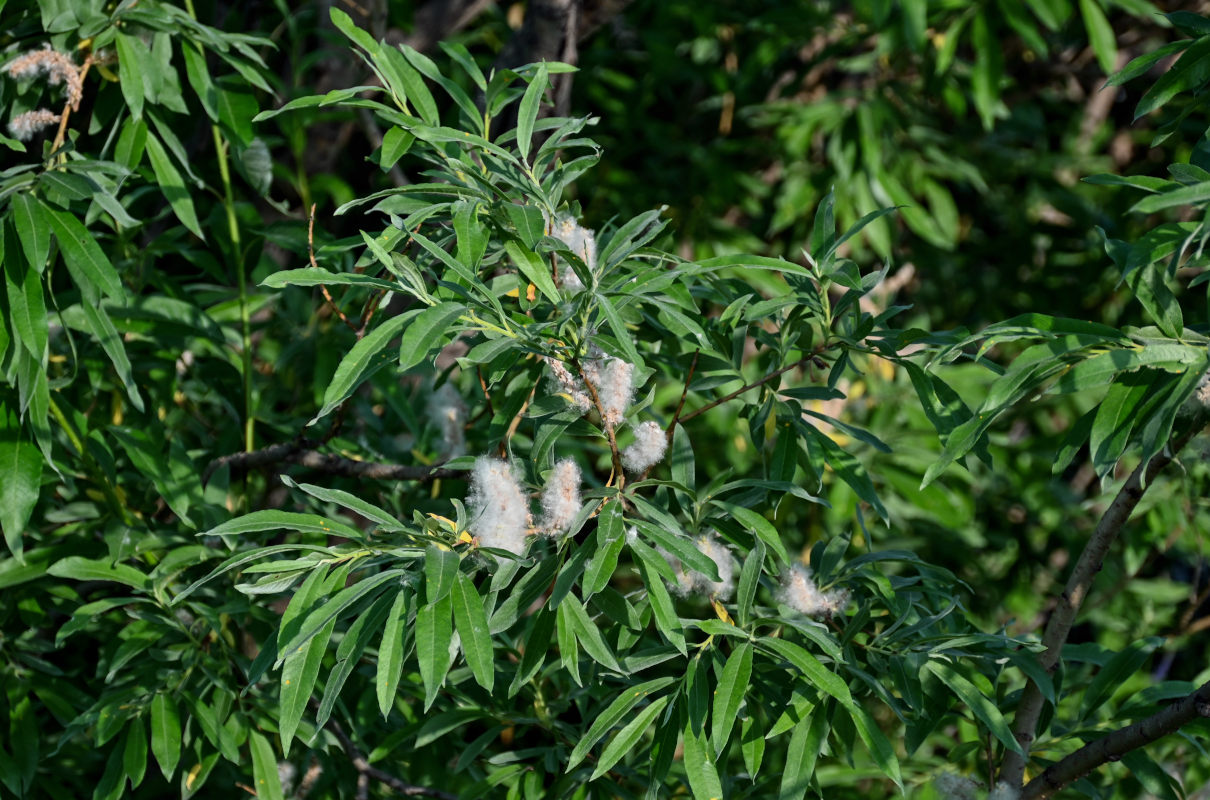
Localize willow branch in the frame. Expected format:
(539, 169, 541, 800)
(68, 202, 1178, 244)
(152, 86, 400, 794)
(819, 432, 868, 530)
(204, 439, 460, 483)
(1000, 421, 1204, 786)
(665, 349, 700, 443)
(678, 350, 822, 425)
(309, 204, 359, 335)
(1021, 680, 1210, 800)
(327, 718, 459, 800)
(577, 361, 624, 489)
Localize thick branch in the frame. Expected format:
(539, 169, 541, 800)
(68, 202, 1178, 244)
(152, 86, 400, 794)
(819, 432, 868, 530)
(328, 718, 459, 800)
(1021, 680, 1210, 800)
(204, 439, 460, 483)
(1000, 422, 1203, 786)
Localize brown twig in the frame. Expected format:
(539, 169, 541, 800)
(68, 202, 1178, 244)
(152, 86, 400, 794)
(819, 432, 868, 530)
(1000, 422, 1205, 787)
(309, 204, 359, 335)
(327, 718, 459, 800)
(678, 350, 824, 425)
(1021, 680, 1210, 800)
(50, 52, 93, 154)
(204, 438, 461, 483)
(664, 349, 701, 444)
(477, 366, 496, 419)
(498, 384, 538, 458)
(577, 360, 625, 490)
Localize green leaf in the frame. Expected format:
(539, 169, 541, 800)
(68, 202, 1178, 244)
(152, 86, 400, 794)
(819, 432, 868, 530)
(452, 572, 495, 692)
(517, 63, 547, 163)
(563, 592, 622, 671)
(763, 639, 852, 706)
(116, 33, 148, 121)
(1135, 36, 1210, 120)
(48, 556, 149, 591)
(149, 694, 181, 780)
(249, 731, 284, 800)
(736, 541, 764, 627)
(779, 710, 828, 800)
(1130, 180, 1210, 214)
(123, 719, 148, 789)
(715, 503, 789, 565)
(377, 589, 409, 718)
(417, 592, 454, 710)
(77, 298, 145, 412)
(589, 694, 671, 780)
(682, 721, 725, 800)
(280, 616, 335, 754)
(317, 592, 395, 727)
(42, 201, 124, 301)
(11, 192, 49, 271)
(850, 704, 902, 789)
(399, 301, 465, 373)
(380, 126, 414, 169)
(312, 311, 411, 423)
(279, 569, 407, 657)
(505, 240, 561, 304)
(1089, 373, 1150, 478)
(712, 642, 753, 756)
(804, 427, 888, 522)
(171, 544, 332, 605)
(971, 12, 1002, 129)
(1080, 0, 1117, 75)
(0, 404, 41, 564)
(632, 543, 687, 654)
(260, 267, 398, 292)
(741, 715, 766, 779)
(567, 677, 677, 769)
(1082, 638, 1161, 717)
(425, 545, 461, 604)
(582, 501, 625, 597)
(925, 660, 1022, 753)
(504, 203, 545, 249)
(181, 43, 218, 121)
(145, 133, 204, 239)
(202, 510, 363, 541)
(284, 477, 405, 532)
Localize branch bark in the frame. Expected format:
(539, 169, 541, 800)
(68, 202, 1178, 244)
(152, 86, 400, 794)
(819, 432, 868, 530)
(204, 438, 461, 483)
(999, 421, 1204, 786)
(327, 717, 459, 800)
(1021, 680, 1210, 800)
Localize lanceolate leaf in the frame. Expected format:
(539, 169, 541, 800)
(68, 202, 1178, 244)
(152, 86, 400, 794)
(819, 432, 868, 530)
(712, 642, 753, 756)
(149, 693, 181, 780)
(516, 62, 547, 163)
(398, 301, 465, 373)
(249, 731, 284, 800)
(279, 616, 335, 754)
(451, 572, 494, 691)
(925, 660, 1022, 754)
(417, 592, 454, 710)
(42, 202, 124, 301)
(589, 694, 671, 780)
(311, 311, 412, 423)
(681, 721, 725, 800)
(377, 589, 410, 718)
(0, 406, 41, 563)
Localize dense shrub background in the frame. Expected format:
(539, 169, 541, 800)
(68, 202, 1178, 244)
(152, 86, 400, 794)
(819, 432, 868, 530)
(1, 2, 1209, 799)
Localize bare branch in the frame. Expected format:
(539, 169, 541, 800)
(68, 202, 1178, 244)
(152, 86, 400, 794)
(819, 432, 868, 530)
(1000, 422, 1205, 786)
(1021, 680, 1210, 800)
(204, 438, 461, 483)
(678, 350, 825, 425)
(327, 718, 459, 800)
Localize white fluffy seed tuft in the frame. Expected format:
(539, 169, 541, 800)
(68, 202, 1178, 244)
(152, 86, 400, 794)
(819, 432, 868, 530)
(777, 563, 849, 619)
(622, 421, 668, 473)
(7, 108, 60, 141)
(657, 532, 735, 600)
(539, 458, 582, 535)
(466, 457, 529, 555)
(988, 782, 1020, 800)
(935, 773, 979, 800)
(552, 216, 596, 292)
(427, 382, 467, 457)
